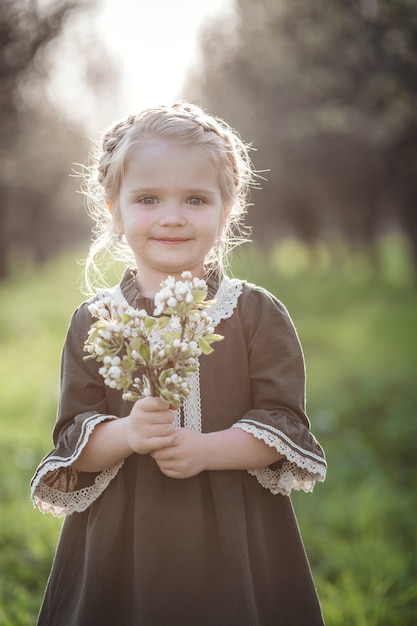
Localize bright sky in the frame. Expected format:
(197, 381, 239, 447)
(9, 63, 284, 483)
(44, 0, 234, 134)
(96, 0, 234, 121)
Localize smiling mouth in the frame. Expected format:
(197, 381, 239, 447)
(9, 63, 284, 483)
(154, 238, 190, 244)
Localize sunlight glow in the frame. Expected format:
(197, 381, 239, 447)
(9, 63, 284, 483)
(98, 0, 233, 115)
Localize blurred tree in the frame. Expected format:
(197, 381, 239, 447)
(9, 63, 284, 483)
(185, 0, 417, 268)
(0, 0, 117, 278)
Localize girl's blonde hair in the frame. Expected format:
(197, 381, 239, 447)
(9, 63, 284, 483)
(82, 101, 255, 294)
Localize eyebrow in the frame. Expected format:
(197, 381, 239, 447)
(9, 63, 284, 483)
(127, 187, 218, 197)
(127, 187, 156, 196)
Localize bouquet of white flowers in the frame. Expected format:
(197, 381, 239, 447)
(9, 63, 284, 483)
(83, 271, 223, 407)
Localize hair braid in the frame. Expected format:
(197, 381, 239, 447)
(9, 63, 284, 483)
(97, 115, 136, 186)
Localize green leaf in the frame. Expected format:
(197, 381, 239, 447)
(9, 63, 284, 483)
(144, 317, 157, 330)
(157, 316, 170, 329)
(204, 333, 224, 344)
(121, 313, 133, 324)
(198, 337, 214, 355)
(138, 343, 151, 362)
(164, 331, 181, 343)
(160, 388, 182, 407)
(191, 288, 207, 304)
(130, 337, 144, 351)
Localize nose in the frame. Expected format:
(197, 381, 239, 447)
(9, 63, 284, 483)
(159, 202, 186, 226)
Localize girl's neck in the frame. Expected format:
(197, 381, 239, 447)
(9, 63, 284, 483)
(133, 272, 160, 299)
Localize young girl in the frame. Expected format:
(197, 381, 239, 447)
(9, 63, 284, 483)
(31, 102, 327, 625)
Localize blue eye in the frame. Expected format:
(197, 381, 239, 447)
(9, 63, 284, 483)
(140, 196, 157, 205)
(188, 197, 204, 205)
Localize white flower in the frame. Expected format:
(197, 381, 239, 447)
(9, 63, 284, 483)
(84, 274, 223, 406)
(87, 303, 99, 316)
(175, 282, 188, 297)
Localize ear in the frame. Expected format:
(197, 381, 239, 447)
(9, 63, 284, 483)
(218, 202, 233, 236)
(223, 202, 233, 221)
(106, 201, 124, 235)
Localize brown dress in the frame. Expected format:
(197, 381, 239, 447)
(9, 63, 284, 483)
(31, 269, 327, 626)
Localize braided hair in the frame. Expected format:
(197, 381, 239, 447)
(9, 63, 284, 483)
(82, 102, 256, 294)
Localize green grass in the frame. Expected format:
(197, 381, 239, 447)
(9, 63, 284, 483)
(1, 237, 416, 624)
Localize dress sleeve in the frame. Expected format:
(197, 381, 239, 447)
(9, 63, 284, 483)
(30, 302, 124, 518)
(232, 285, 327, 496)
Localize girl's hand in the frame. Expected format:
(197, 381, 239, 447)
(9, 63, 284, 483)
(151, 428, 207, 479)
(151, 426, 284, 479)
(127, 396, 177, 455)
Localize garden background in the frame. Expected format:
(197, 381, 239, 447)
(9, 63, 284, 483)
(1, 1, 417, 624)
(1, 238, 416, 625)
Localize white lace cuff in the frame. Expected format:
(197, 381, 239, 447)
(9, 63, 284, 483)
(31, 414, 124, 518)
(233, 419, 327, 496)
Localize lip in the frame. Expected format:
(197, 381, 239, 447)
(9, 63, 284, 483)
(153, 238, 191, 245)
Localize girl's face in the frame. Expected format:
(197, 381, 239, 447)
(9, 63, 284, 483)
(114, 138, 229, 297)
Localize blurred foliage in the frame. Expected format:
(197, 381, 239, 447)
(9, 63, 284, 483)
(185, 0, 417, 272)
(0, 0, 119, 279)
(2, 0, 416, 288)
(0, 237, 416, 624)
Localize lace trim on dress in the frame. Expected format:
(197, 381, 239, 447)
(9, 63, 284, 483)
(110, 276, 243, 327)
(181, 277, 243, 431)
(206, 277, 243, 326)
(31, 414, 123, 517)
(233, 419, 327, 496)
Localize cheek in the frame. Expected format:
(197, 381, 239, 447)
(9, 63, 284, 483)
(121, 209, 155, 237)
(118, 203, 140, 228)
(202, 210, 225, 240)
